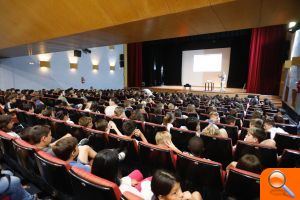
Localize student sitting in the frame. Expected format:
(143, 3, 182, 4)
(78, 116, 93, 128)
(202, 123, 228, 138)
(206, 112, 220, 124)
(244, 127, 276, 148)
(162, 112, 174, 131)
(0, 114, 20, 138)
(155, 131, 182, 154)
(226, 154, 263, 174)
(263, 118, 287, 139)
(180, 117, 201, 136)
(55, 110, 74, 124)
(151, 170, 202, 200)
(105, 97, 119, 117)
(114, 106, 128, 119)
(52, 136, 96, 172)
(121, 120, 148, 143)
(92, 149, 152, 199)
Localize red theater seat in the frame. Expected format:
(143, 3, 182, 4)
(274, 133, 300, 155)
(144, 122, 166, 144)
(170, 127, 196, 152)
(176, 153, 224, 191)
(34, 151, 73, 196)
(225, 168, 260, 199)
(278, 149, 300, 168)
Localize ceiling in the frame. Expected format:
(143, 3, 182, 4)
(0, 0, 299, 58)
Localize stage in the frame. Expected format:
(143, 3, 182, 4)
(147, 85, 259, 97)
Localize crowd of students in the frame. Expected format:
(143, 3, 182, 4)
(0, 88, 297, 199)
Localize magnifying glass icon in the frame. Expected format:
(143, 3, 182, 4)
(268, 170, 295, 198)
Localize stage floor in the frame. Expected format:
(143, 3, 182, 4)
(147, 85, 259, 97)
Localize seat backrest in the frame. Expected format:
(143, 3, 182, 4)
(173, 117, 186, 128)
(176, 153, 224, 191)
(34, 150, 73, 195)
(274, 133, 300, 155)
(69, 167, 121, 200)
(170, 128, 196, 152)
(216, 123, 238, 145)
(242, 119, 251, 128)
(278, 149, 300, 168)
(239, 127, 248, 140)
(84, 128, 108, 152)
(49, 119, 70, 140)
(234, 140, 277, 168)
(68, 124, 86, 142)
(0, 131, 17, 161)
(199, 113, 209, 121)
(12, 139, 39, 175)
(138, 142, 175, 175)
(144, 122, 166, 144)
(225, 168, 260, 199)
(199, 120, 209, 131)
(200, 134, 233, 168)
(275, 123, 297, 134)
(107, 134, 139, 164)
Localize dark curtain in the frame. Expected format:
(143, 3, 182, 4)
(247, 25, 286, 94)
(127, 43, 143, 87)
(142, 29, 251, 88)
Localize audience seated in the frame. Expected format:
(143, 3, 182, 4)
(184, 136, 205, 158)
(227, 154, 262, 174)
(0, 114, 19, 138)
(105, 97, 119, 117)
(206, 112, 220, 124)
(78, 116, 93, 128)
(180, 117, 201, 136)
(55, 110, 74, 124)
(162, 112, 175, 131)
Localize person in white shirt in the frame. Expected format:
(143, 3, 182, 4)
(263, 118, 288, 139)
(142, 88, 153, 97)
(105, 97, 119, 117)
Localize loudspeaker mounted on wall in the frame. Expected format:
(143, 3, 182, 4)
(74, 50, 81, 57)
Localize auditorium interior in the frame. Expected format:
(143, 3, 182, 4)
(0, 1, 299, 200)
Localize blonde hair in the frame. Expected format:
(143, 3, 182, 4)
(202, 124, 220, 136)
(155, 131, 172, 145)
(78, 116, 92, 127)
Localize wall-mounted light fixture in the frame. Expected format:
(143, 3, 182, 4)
(92, 64, 99, 70)
(39, 61, 50, 68)
(70, 63, 78, 70)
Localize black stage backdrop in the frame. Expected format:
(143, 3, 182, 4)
(142, 29, 251, 88)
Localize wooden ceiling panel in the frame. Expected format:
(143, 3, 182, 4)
(211, 0, 261, 31)
(260, 0, 300, 27)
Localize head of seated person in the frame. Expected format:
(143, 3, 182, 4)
(236, 154, 262, 174)
(174, 109, 182, 118)
(249, 119, 263, 129)
(229, 108, 238, 117)
(91, 149, 120, 185)
(0, 114, 14, 133)
(226, 115, 236, 126)
(114, 106, 126, 118)
(124, 100, 132, 109)
(78, 116, 93, 128)
(109, 97, 119, 106)
(186, 104, 196, 113)
(84, 101, 93, 110)
(156, 102, 165, 111)
(25, 125, 52, 150)
(263, 118, 276, 131)
(202, 123, 228, 138)
(41, 107, 53, 117)
(153, 107, 163, 115)
(187, 136, 204, 157)
(168, 103, 175, 111)
(163, 112, 175, 126)
(94, 119, 109, 132)
(52, 136, 79, 162)
(55, 110, 69, 121)
(22, 103, 34, 113)
(251, 110, 263, 119)
(155, 131, 172, 148)
(244, 127, 266, 144)
(208, 112, 220, 123)
(207, 106, 217, 114)
(273, 114, 284, 124)
(186, 117, 200, 132)
(130, 109, 145, 122)
(122, 120, 137, 136)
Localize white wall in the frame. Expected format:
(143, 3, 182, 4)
(0, 45, 124, 90)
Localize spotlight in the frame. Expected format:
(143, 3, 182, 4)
(289, 21, 297, 29)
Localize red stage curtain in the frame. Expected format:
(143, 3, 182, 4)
(246, 25, 286, 94)
(127, 43, 143, 87)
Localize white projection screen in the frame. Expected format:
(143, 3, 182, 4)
(182, 48, 231, 87)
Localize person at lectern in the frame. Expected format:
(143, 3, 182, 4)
(219, 71, 226, 92)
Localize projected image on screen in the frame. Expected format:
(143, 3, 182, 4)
(193, 54, 222, 72)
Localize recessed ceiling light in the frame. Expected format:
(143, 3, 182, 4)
(29, 62, 34, 65)
(288, 21, 297, 28)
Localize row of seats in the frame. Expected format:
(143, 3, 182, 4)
(0, 130, 262, 199)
